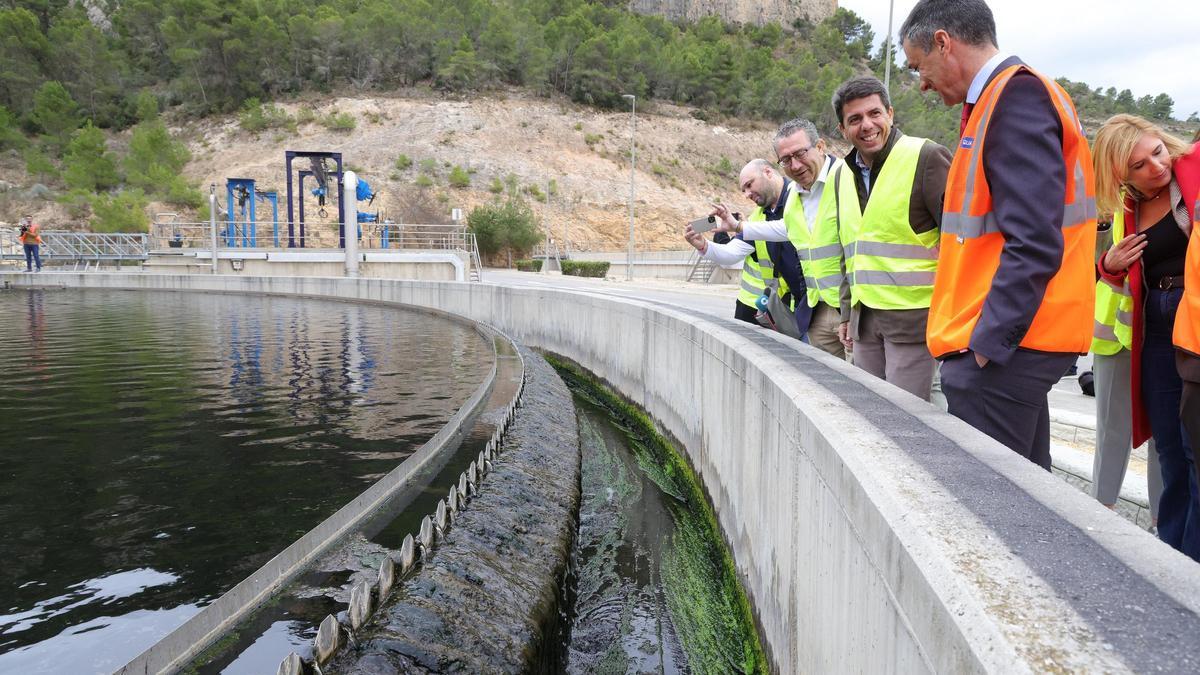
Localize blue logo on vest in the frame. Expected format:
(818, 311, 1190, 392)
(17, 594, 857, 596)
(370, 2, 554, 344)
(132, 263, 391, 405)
(961, 136, 975, 149)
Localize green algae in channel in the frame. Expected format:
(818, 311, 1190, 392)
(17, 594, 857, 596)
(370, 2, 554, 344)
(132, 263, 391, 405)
(548, 355, 769, 675)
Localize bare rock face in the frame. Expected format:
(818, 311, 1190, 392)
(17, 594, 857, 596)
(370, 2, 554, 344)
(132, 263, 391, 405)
(628, 0, 836, 27)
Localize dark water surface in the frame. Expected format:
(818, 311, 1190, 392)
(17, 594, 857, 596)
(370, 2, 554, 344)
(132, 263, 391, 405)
(0, 288, 491, 674)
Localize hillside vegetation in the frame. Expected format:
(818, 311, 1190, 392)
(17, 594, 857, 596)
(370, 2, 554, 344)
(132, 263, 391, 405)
(0, 0, 1191, 250)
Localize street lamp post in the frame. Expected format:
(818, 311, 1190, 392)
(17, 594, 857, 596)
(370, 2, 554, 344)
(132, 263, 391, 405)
(884, 0, 895, 94)
(622, 93, 636, 281)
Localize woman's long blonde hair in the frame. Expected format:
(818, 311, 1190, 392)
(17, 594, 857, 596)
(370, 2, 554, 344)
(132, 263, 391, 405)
(1092, 114, 1191, 216)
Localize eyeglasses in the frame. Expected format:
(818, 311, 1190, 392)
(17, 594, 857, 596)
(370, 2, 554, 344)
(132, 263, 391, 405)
(777, 146, 814, 167)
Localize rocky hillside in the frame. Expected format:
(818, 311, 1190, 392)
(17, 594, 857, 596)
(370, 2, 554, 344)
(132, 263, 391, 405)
(177, 90, 816, 252)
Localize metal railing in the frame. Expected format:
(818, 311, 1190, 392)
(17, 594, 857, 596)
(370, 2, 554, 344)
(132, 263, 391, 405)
(0, 222, 483, 280)
(149, 221, 475, 252)
(1, 227, 148, 265)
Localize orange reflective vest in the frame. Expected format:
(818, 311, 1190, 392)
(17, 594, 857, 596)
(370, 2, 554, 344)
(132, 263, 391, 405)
(18, 222, 41, 245)
(927, 65, 1097, 359)
(1176, 199, 1200, 358)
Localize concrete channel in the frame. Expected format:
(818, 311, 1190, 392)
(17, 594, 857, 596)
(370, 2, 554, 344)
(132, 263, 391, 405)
(6, 272, 1200, 674)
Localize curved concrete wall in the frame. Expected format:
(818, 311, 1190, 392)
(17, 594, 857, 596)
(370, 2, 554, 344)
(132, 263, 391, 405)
(8, 272, 1200, 673)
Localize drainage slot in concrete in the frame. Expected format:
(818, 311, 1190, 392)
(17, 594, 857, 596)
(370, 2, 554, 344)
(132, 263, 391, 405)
(551, 357, 767, 674)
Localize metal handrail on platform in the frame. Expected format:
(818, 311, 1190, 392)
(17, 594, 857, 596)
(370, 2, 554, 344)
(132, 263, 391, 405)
(0, 227, 148, 265)
(149, 221, 475, 252)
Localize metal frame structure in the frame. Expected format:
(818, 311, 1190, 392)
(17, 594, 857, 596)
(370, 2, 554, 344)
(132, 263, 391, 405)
(0, 228, 148, 267)
(225, 178, 257, 247)
(285, 150, 344, 248)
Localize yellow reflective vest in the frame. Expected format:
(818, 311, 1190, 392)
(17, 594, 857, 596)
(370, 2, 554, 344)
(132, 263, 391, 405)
(737, 208, 776, 309)
(783, 156, 847, 310)
(1091, 209, 1135, 355)
(834, 135, 939, 311)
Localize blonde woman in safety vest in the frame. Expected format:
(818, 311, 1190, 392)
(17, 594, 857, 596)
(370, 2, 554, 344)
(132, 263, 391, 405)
(1090, 211, 1160, 522)
(1093, 115, 1200, 562)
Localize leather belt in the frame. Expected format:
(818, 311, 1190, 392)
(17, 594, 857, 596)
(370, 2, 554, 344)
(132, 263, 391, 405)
(1156, 275, 1185, 291)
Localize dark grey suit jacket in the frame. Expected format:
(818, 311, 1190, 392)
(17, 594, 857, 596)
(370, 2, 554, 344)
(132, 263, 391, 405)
(970, 56, 1072, 366)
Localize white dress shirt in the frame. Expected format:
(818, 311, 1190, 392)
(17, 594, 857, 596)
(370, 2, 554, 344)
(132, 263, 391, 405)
(740, 154, 835, 243)
(966, 52, 1012, 105)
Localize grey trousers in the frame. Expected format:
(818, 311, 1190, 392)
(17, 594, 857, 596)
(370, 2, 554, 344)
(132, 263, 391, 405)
(808, 302, 845, 359)
(852, 308, 935, 400)
(1093, 350, 1162, 515)
(941, 350, 1076, 470)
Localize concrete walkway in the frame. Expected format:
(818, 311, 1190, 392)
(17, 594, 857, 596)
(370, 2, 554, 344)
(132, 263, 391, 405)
(486, 268, 1154, 528)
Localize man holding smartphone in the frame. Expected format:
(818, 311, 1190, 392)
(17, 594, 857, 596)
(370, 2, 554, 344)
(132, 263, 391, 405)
(709, 118, 848, 358)
(684, 159, 808, 336)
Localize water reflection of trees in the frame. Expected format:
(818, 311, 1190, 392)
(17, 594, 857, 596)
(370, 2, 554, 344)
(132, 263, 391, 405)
(0, 290, 490, 663)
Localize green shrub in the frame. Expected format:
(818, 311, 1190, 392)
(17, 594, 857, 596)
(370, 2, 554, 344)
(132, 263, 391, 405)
(448, 165, 470, 188)
(488, 177, 504, 194)
(394, 154, 412, 170)
(468, 198, 540, 258)
(524, 184, 545, 202)
(515, 259, 543, 272)
(561, 260, 610, 277)
(419, 158, 438, 173)
(415, 174, 433, 188)
(321, 111, 356, 131)
(238, 98, 295, 133)
(584, 133, 602, 146)
(711, 155, 734, 176)
(91, 189, 149, 232)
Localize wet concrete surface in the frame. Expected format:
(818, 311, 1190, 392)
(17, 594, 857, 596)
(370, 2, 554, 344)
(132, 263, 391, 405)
(330, 347, 581, 673)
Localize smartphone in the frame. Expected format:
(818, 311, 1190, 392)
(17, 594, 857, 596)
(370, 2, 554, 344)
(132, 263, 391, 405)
(689, 215, 717, 233)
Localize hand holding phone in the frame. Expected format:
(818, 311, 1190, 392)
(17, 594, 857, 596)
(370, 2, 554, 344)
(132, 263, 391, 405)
(688, 215, 717, 234)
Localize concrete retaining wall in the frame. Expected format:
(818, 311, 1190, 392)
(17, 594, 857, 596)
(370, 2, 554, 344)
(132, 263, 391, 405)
(7, 272, 1200, 674)
(144, 251, 466, 280)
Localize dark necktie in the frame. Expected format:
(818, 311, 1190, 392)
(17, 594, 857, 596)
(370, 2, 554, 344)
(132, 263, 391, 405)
(960, 102, 974, 135)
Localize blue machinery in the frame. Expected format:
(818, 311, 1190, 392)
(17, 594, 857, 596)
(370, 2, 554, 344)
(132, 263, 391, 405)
(225, 178, 280, 247)
(218, 151, 378, 249)
(286, 150, 343, 248)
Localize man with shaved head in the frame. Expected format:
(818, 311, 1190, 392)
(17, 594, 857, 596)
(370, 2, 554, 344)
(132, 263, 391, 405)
(710, 118, 848, 358)
(684, 159, 809, 336)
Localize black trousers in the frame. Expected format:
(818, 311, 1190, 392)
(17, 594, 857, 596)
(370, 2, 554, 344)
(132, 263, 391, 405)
(1182, 378, 1200, 488)
(941, 349, 1076, 470)
(734, 300, 759, 325)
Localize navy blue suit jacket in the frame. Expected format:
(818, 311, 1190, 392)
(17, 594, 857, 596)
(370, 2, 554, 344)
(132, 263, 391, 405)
(970, 56, 1070, 365)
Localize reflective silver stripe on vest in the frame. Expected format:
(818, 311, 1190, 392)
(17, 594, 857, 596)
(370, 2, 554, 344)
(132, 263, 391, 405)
(852, 270, 936, 286)
(1116, 308, 1133, 326)
(1093, 319, 1119, 343)
(805, 273, 846, 290)
(944, 160, 1096, 239)
(741, 278, 763, 295)
(945, 69, 1095, 241)
(798, 243, 843, 261)
(847, 240, 939, 260)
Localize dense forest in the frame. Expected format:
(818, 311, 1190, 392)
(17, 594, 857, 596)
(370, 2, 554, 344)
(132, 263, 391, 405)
(0, 0, 1188, 230)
